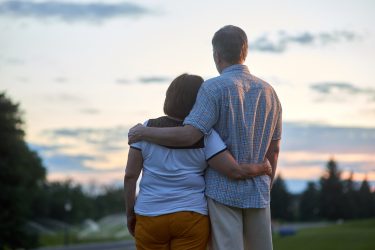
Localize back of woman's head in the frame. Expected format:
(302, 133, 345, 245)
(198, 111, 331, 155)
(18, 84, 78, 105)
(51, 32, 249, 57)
(163, 74, 204, 120)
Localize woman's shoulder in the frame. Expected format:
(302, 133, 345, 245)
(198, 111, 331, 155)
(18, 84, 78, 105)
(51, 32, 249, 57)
(204, 129, 224, 145)
(147, 116, 183, 128)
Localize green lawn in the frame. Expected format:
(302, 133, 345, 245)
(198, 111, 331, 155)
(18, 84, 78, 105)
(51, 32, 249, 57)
(39, 228, 133, 247)
(38, 219, 375, 249)
(273, 219, 375, 250)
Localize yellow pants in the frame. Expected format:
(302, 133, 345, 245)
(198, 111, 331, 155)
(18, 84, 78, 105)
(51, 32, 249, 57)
(135, 211, 209, 250)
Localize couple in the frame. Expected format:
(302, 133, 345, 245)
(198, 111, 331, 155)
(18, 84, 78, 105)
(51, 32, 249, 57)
(125, 25, 282, 250)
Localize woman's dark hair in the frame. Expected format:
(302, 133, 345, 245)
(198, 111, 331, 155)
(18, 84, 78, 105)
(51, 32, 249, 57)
(212, 25, 248, 64)
(163, 73, 204, 120)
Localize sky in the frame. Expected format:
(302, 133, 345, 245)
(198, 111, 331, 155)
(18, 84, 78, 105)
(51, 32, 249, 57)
(1, 0, 374, 193)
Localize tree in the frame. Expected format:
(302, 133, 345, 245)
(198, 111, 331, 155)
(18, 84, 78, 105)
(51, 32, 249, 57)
(0, 92, 46, 249)
(342, 172, 359, 219)
(94, 186, 125, 219)
(319, 158, 344, 220)
(34, 180, 96, 224)
(357, 178, 375, 218)
(299, 181, 320, 221)
(33, 181, 125, 224)
(271, 174, 294, 221)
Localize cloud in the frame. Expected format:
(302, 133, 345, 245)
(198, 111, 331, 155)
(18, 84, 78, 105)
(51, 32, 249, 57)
(5, 57, 25, 64)
(54, 77, 68, 83)
(310, 82, 375, 102)
(115, 78, 131, 85)
(43, 126, 129, 152)
(29, 143, 104, 172)
(116, 76, 171, 85)
(31, 122, 375, 188)
(138, 76, 170, 84)
(48, 170, 124, 186)
(250, 30, 360, 53)
(17, 76, 29, 83)
(282, 122, 375, 154)
(40, 122, 375, 162)
(361, 107, 375, 117)
(279, 123, 375, 185)
(29, 143, 69, 153)
(279, 156, 375, 174)
(45, 93, 85, 103)
(0, 55, 25, 65)
(279, 159, 327, 168)
(43, 153, 101, 172)
(33, 126, 131, 173)
(0, 1, 150, 23)
(80, 108, 100, 114)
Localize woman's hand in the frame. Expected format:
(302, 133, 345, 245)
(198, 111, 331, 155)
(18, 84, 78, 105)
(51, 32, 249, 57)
(263, 159, 273, 177)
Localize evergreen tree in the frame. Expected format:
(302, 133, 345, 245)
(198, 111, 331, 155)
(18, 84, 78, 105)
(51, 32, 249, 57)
(0, 92, 46, 249)
(357, 178, 375, 218)
(271, 174, 293, 220)
(342, 172, 359, 219)
(319, 158, 344, 220)
(299, 182, 320, 221)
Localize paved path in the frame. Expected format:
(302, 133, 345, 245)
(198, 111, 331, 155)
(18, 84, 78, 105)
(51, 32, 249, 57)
(35, 240, 136, 250)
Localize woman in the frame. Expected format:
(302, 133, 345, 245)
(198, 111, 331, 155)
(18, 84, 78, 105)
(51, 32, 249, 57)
(124, 74, 271, 250)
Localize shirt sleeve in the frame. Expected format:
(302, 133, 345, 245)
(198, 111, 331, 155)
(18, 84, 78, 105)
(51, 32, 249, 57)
(129, 120, 149, 151)
(272, 106, 282, 140)
(204, 129, 227, 161)
(184, 85, 219, 135)
(130, 143, 142, 151)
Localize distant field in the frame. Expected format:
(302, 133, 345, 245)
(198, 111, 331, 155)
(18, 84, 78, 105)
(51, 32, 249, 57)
(273, 219, 375, 250)
(37, 214, 132, 247)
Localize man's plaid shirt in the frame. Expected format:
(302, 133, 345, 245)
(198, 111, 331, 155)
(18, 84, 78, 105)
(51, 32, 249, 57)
(184, 64, 282, 208)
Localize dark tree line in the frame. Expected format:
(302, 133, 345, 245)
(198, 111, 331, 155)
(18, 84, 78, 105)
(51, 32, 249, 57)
(271, 159, 375, 221)
(0, 93, 125, 249)
(32, 180, 125, 224)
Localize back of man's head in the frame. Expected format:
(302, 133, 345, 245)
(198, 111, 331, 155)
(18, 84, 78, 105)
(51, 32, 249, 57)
(212, 25, 248, 65)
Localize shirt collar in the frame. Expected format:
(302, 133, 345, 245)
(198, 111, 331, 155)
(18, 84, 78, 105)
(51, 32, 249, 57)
(221, 64, 250, 75)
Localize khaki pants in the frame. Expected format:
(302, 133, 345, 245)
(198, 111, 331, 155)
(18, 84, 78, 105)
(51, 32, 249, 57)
(208, 198, 273, 250)
(135, 211, 209, 250)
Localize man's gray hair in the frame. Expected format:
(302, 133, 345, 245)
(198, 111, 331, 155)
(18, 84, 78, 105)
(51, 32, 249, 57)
(212, 25, 248, 64)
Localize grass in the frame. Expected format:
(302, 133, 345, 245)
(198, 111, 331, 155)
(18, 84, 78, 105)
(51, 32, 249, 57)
(37, 214, 132, 247)
(38, 229, 133, 247)
(273, 219, 375, 250)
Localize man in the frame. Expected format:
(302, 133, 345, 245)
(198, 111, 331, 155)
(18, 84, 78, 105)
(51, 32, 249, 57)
(128, 25, 281, 250)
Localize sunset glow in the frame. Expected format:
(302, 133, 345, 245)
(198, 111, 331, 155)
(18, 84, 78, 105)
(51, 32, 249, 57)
(1, 0, 374, 192)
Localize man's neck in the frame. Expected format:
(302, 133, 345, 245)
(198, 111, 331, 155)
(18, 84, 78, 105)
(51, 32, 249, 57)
(219, 62, 243, 74)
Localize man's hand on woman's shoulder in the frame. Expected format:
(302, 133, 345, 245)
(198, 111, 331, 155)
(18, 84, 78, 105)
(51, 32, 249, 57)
(128, 123, 145, 145)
